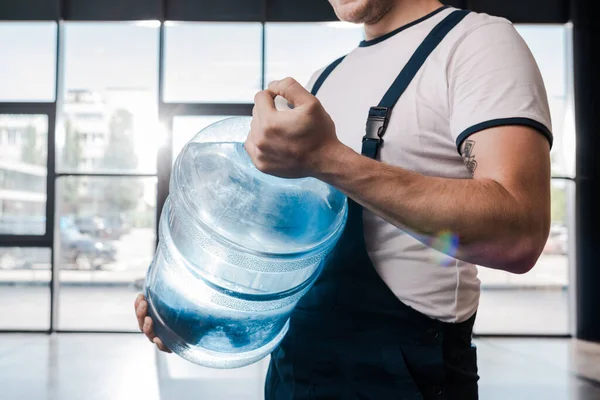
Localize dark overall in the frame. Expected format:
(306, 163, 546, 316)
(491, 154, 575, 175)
(265, 10, 479, 400)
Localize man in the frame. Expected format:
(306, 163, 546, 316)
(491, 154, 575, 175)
(135, 0, 552, 398)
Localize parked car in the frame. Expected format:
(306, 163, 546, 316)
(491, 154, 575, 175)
(99, 214, 130, 240)
(0, 217, 117, 270)
(75, 216, 110, 239)
(75, 214, 130, 240)
(61, 225, 117, 269)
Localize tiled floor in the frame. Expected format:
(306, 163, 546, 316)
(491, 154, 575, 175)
(1, 334, 599, 400)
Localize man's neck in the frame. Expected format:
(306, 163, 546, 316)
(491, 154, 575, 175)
(363, 0, 444, 40)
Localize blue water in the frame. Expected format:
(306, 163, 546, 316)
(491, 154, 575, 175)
(146, 287, 292, 354)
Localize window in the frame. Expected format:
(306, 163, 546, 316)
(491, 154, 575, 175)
(475, 180, 573, 335)
(163, 22, 262, 103)
(0, 18, 577, 339)
(172, 115, 234, 161)
(515, 25, 575, 178)
(0, 247, 51, 330)
(474, 25, 574, 335)
(0, 22, 57, 102)
(0, 114, 48, 235)
(265, 22, 363, 88)
(56, 176, 157, 331)
(58, 22, 160, 174)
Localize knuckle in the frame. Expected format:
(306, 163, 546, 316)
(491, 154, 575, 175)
(281, 77, 296, 86)
(285, 79, 301, 94)
(305, 97, 321, 112)
(253, 91, 264, 104)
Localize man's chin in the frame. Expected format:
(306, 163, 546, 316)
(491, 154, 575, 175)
(331, 0, 392, 25)
(334, 9, 369, 24)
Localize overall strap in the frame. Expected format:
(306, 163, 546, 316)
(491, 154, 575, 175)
(362, 9, 470, 159)
(310, 55, 346, 96)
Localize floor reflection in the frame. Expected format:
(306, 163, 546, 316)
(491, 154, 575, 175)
(0, 334, 598, 400)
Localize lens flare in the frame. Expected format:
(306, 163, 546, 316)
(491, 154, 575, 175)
(429, 230, 459, 266)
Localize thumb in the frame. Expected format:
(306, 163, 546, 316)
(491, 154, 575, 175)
(268, 78, 314, 108)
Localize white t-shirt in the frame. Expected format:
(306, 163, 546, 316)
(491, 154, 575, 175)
(306, 7, 553, 323)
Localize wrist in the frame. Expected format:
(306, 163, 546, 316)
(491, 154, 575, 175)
(312, 141, 358, 185)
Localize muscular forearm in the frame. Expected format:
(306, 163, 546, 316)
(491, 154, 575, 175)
(316, 144, 547, 273)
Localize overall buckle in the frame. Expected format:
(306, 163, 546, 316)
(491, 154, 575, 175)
(363, 107, 390, 145)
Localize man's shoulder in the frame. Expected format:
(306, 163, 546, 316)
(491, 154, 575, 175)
(450, 9, 518, 46)
(304, 9, 520, 91)
(441, 8, 530, 68)
(459, 9, 513, 32)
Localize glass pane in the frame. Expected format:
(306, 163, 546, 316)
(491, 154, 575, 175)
(172, 115, 234, 160)
(0, 114, 48, 235)
(516, 25, 575, 177)
(0, 22, 57, 102)
(474, 179, 572, 334)
(265, 22, 364, 88)
(58, 22, 160, 174)
(164, 22, 262, 103)
(0, 247, 50, 330)
(56, 176, 157, 331)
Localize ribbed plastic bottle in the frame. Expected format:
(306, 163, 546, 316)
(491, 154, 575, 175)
(145, 116, 347, 368)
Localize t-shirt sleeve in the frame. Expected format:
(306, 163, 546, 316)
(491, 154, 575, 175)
(448, 20, 553, 154)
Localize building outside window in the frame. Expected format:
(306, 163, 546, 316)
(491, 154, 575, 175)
(0, 114, 48, 235)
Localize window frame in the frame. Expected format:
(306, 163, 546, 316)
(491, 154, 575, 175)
(0, 20, 577, 337)
(0, 104, 56, 247)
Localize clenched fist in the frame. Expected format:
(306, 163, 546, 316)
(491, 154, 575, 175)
(245, 77, 345, 179)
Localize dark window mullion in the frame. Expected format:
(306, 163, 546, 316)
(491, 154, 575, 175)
(160, 103, 254, 116)
(0, 103, 55, 114)
(55, 172, 158, 178)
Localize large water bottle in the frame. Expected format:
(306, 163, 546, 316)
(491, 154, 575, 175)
(145, 116, 347, 368)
